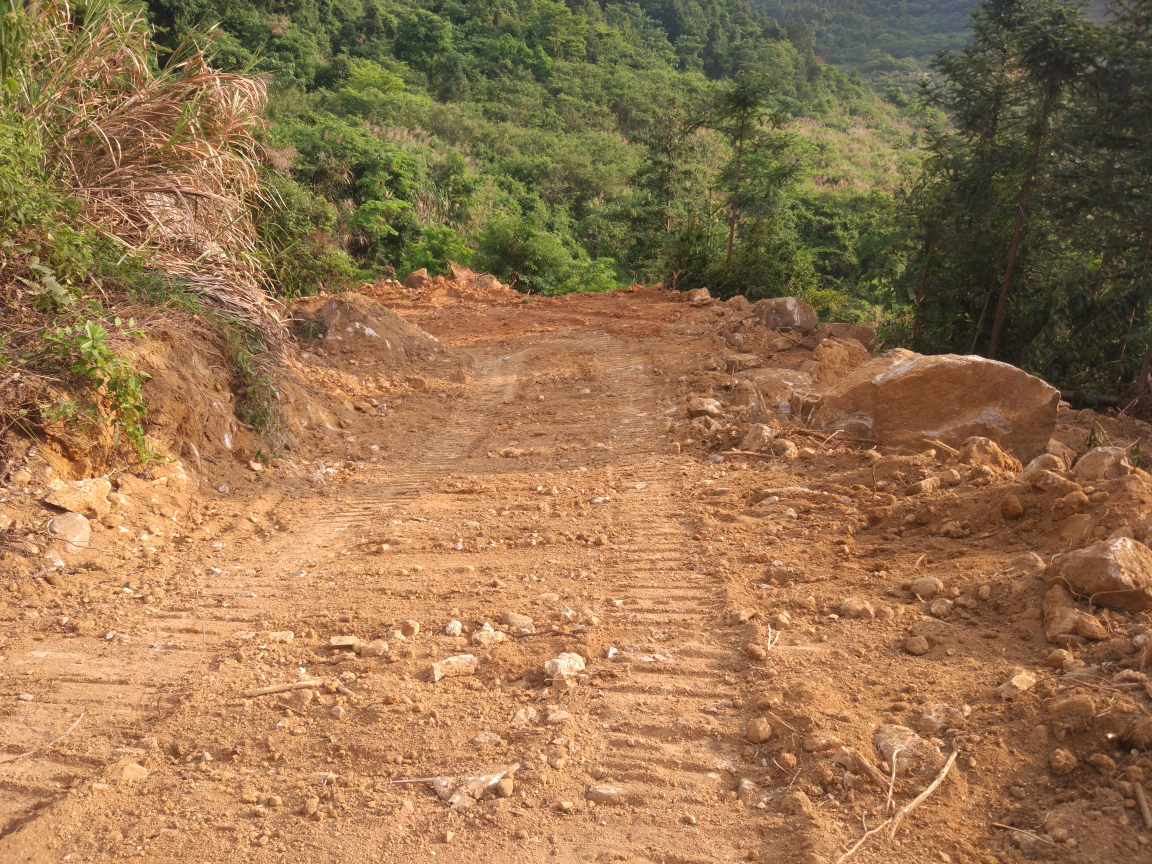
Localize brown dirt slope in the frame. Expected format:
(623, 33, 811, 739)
(1, 282, 1152, 864)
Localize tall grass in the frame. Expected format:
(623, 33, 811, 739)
(1, 0, 285, 349)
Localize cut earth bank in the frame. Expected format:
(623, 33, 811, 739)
(2, 273, 1152, 864)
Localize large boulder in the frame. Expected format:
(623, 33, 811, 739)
(806, 349, 1060, 462)
(752, 297, 818, 333)
(1045, 537, 1152, 612)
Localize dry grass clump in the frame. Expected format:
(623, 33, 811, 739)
(12, 0, 285, 348)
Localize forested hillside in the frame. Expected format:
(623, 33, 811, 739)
(758, 0, 973, 69)
(138, 0, 922, 312)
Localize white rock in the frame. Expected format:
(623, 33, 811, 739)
(873, 725, 943, 777)
(431, 654, 478, 682)
(48, 512, 91, 548)
(544, 653, 586, 681)
(999, 669, 1037, 700)
(472, 622, 507, 647)
(1073, 447, 1130, 481)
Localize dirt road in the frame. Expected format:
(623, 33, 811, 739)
(1, 286, 1149, 864)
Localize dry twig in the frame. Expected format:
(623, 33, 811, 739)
(889, 750, 958, 837)
(836, 814, 892, 864)
(244, 679, 324, 697)
(0, 710, 86, 764)
(1135, 782, 1152, 830)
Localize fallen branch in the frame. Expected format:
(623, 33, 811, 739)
(990, 824, 1060, 848)
(836, 815, 892, 864)
(244, 679, 324, 697)
(1136, 782, 1152, 830)
(0, 709, 86, 764)
(889, 750, 958, 837)
(842, 746, 888, 790)
(922, 437, 960, 456)
(885, 747, 903, 812)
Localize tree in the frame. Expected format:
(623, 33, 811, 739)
(985, 0, 1093, 359)
(709, 72, 775, 264)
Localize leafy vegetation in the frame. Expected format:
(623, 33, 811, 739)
(142, 0, 923, 306)
(883, 0, 1152, 398)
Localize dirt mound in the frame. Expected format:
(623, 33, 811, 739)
(296, 291, 447, 369)
(356, 265, 524, 312)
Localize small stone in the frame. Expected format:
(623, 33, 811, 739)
(471, 732, 503, 747)
(1076, 615, 1107, 640)
(1050, 694, 1095, 723)
(501, 611, 535, 633)
(839, 597, 874, 619)
(44, 477, 112, 519)
(430, 654, 478, 681)
(911, 576, 944, 599)
(48, 512, 92, 549)
(746, 717, 772, 744)
(929, 598, 954, 618)
(546, 711, 573, 725)
(744, 643, 767, 661)
(444, 620, 463, 636)
(1000, 493, 1024, 520)
(1088, 753, 1116, 772)
(873, 725, 943, 777)
(358, 639, 389, 657)
(585, 785, 621, 805)
(904, 635, 930, 656)
(496, 777, 515, 798)
(802, 735, 840, 753)
(687, 397, 723, 418)
(121, 762, 149, 782)
(268, 631, 294, 643)
(544, 653, 586, 681)
(329, 705, 346, 720)
(557, 801, 574, 814)
(778, 753, 797, 771)
(768, 612, 791, 629)
(301, 796, 319, 816)
(329, 635, 360, 650)
(285, 689, 314, 712)
(472, 622, 507, 647)
(1049, 749, 1078, 775)
(905, 477, 941, 496)
(443, 830, 454, 844)
(999, 669, 1037, 699)
(1046, 648, 1072, 668)
(241, 791, 259, 804)
(400, 620, 421, 638)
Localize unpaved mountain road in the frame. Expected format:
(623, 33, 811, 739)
(1, 287, 1149, 864)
